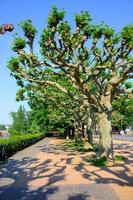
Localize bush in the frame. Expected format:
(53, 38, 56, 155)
(0, 133, 44, 160)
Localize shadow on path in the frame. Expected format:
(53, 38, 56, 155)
(0, 137, 132, 199)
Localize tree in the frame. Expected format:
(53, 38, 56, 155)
(112, 93, 133, 131)
(0, 124, 6, 130)
(8, 7, 133, 158)
(9, 105, 30, 134)
(26, 76, 89, 141)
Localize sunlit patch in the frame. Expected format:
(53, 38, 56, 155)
(0, 178, 15, 187)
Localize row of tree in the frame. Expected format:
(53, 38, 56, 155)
(9, 93, 133, 136)
(7, 6, 133, 158)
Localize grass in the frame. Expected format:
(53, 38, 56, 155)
(60, 139, 100, 153)
(88, 155, 108, 167)
(60, 139, 96, 152)
(88, 154, 125, 167)
(114, 155, 125, 162)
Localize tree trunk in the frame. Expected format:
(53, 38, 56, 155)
(74, 121, 82, 142)
(98, 111, 114, 159)
(87, 128, 93, 146)
(82, 123, 85, 138)
(86, 112, 95, 146)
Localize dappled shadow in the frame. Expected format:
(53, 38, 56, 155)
(0, 137, 133, 199)
(68, 193, 90, 200)
(0, 148, 66, 199)
(0, 184, 59, 200)
(0, 155, 66, 199)
(36, 137, 133, 188)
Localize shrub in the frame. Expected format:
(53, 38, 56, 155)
(0, 132, 44, 160)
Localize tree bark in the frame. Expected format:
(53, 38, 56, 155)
(87, 129, 93, 145)
(82, 123, 85, 138)
(86, 111, 95, 146)
(98, 111, 114, 159)
(74, 121, 82, 142)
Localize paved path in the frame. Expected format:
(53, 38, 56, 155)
(0, 137, 133, 200)
(113, 135, 133, 141)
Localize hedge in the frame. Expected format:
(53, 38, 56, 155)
(0, 133, 44, 160)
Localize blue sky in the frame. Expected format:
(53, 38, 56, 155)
(0, 0, 133, 124)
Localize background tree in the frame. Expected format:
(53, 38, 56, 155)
(23, 75, 89, 141)
(0, 124, 6, 130)
(8, 7, 133, 158)
(112, 93, 133, 132)
(9, 105, 30, 135)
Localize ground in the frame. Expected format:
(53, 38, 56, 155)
(0, 137, 133, 200)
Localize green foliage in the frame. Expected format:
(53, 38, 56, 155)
(102, 24, 114, 38)
(125, 82, 132, 89)
(88, 155, 125, 166)
(61, 140, 93, 152)
(121, 24, 133, 46)
(0, 133, 44, 160)
(88, 155, 107, 167)
(91, 24, 103, 38)
(39, 27, 52, 54)
(57, 21, 70, 42)
(16, 89, 26, 101)
(19, 19, 37, 41)
(114, 155, 125, 162)
(28, 95, 74, 133)
(9, 106, 30, 135)
(75, 11, 92, 29)
(0, 125, 6, 130)
(9, 105, 43, 135)
(112, 95, 133, 130)
(61, 140, 84, 151)
(48, 6, 65, 27)
(8, 57, 20, 71)
(28, 121, 41, 133)
(12, 37, 26, 52)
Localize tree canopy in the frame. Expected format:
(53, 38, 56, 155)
(8, 6, 133, 158)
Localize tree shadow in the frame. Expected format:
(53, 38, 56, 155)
(0, 137, 133, 199)
(68, 193, 90, 200)
(0, 155, 66, 199)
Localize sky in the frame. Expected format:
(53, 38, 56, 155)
(0, 0, 133, 124)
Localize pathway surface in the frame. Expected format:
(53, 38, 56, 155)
(0, 137, 133, 200)
(113, 135, 133, 141)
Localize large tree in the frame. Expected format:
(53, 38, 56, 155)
(8, 7, 133, 158)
